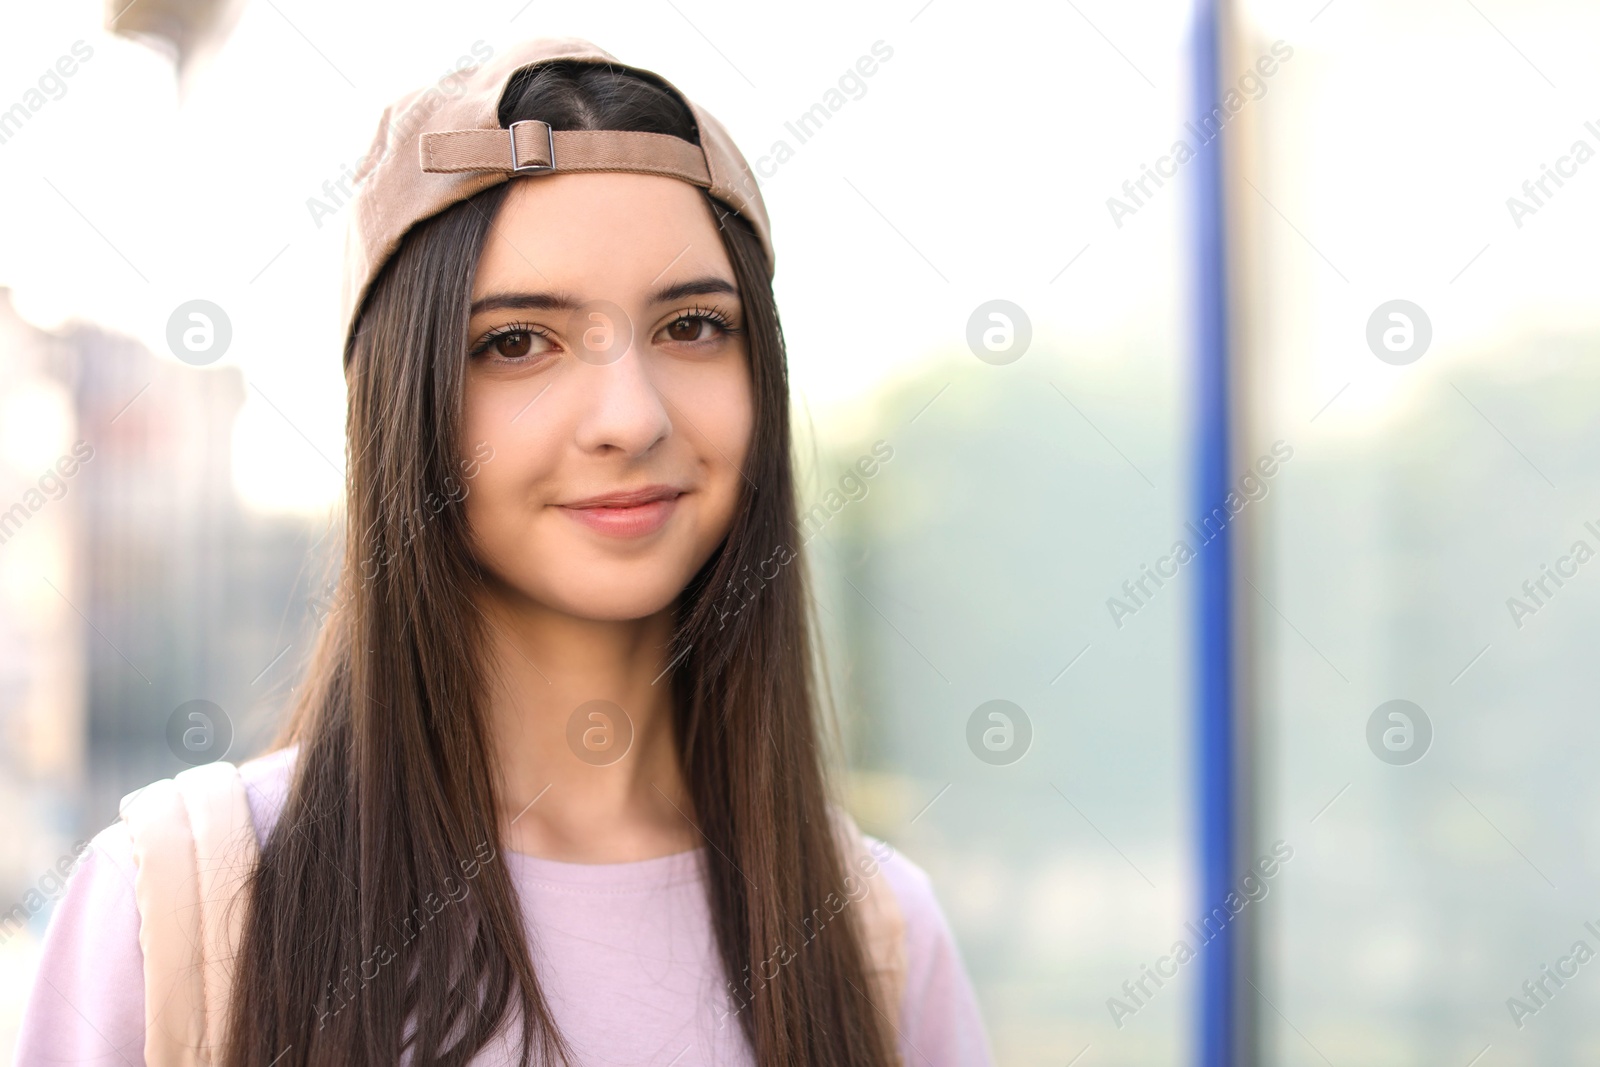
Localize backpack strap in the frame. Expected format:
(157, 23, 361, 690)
(828, 807, 908, 1039)
(119, 761, 260, 1067)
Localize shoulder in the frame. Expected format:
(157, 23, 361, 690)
(64, 817, 141, 901)
(16, 748, 299, 1063)
(33, 744, 298, 919)
(866, 834, 937, 927)
(861, 833, 997, 1067)
(825, 813, 949, 953)
(237, 744, 300, 847)
(14, 820, 148, 1063)
(111, 745, 299, 853)
(34, 744, 296, 928)
(863, 834, 953, 973)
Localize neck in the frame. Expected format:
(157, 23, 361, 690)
(476, 585, 698, 863)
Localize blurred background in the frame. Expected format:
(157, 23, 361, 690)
(3, 0, 1599, 1064)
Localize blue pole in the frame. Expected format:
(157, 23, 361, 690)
(1189, 1, 1236, 1066)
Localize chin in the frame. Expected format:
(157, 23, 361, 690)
(492, 566, 690, 623)
(551, 586, 682, 622)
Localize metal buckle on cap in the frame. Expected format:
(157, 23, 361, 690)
(509, 119, 555, 172)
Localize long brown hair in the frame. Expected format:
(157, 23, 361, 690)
(224, 61, 897, 1066)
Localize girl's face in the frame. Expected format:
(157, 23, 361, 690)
(461, 173, 754, 621)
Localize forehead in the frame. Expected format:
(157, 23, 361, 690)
(472, 172, 737, 300)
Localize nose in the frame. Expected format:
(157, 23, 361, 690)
(571, 336, 673, 458)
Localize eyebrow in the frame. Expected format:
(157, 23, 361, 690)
(655, 276, 739, 305)
(469, 275, 739, 317)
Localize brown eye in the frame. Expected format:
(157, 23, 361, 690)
(493, 331, 533, 359)
(665, 316, 703, 342)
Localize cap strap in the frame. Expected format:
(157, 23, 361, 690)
(419, 119, 711, 187)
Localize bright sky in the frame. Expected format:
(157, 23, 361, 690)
(1, 0, 1595, 512)
(1240, 0, 1600, 434)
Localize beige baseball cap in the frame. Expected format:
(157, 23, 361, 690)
(339, 36, 773, 359)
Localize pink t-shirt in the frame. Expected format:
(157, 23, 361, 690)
(15, 748, 992, 1065)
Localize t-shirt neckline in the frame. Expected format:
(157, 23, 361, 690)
(501, 844, 707, 890)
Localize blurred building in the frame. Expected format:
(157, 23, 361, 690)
(69, 314, 330, 824)
(0, 289, 89, 917)
(0, 287, 329, 911)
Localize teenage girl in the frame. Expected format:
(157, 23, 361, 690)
(17, 38, 991, 1066)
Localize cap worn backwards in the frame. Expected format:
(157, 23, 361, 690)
(338, 36, 773, 361)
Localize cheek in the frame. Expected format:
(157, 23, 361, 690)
(461, 371, 525, 451)
(459, 375, 555, 535)
(684, 361, 755, 474)
(641, 355, 752, 557)
(671, 360, 754, 540)
(706, 379, 755, 550)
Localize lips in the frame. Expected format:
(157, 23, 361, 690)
(558, 485, 684, 538)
